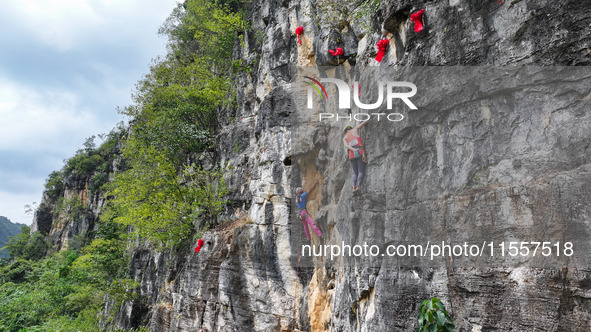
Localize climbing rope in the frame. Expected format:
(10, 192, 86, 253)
(291, 214, 303, 330)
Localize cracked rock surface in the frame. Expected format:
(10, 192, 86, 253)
(33, 0, 591, 331)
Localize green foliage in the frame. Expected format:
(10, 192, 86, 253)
(159, 0, 246, 68)
(44, 171, 65, 198)
(47, 126, 125, 197)
(67, 233, 90, 253)
(24, 232, 49, 261)
(68, 219, 129, 283)
(0, 0, 245, 329)
(0, 257, 104, 331)
(2, 226, 30, 261)
(2, 226, 48, 261)
(0, 259, 34, 283)
(313, 0, 381, 30)
(90, 171, 109, 191)
(415, 297, 456, 332)
(0, 218, 132, 330)
(120, 0, 246, 165)
(75, 238, 126, 279)
(0, 217, 26, 259)
(106, 141, 228, 248)
(54, 197, 91, 224)
(63, 149, 103, 178)
(108, 0, 240, 250)
(232, 58, 253, 75)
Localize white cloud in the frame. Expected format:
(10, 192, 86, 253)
(0, 189, 38, 225)
(0, 0, 179, 225)
(3, 0, 177, 52)
(0, 78, 100, 154)
(8, 0, 104, 51)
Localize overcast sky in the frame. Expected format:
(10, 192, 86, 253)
(0, 0, 179, 225)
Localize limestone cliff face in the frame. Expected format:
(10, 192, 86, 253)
(294, 65, 591, 331)
(31, 148, 121, 252)
(35, 0, 591, 331)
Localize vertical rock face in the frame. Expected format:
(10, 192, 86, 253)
(299, 66, 591, 331)
(30, 0, 588, 331)
(31, 136, 122, 251)
(31, 173, 106, 251)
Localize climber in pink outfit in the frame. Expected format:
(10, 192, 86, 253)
(343, 120, 369, 193)
(295, 180, 322, 240)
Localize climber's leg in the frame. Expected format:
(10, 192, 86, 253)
(305, 215, 322, 238)
(350, 159, 359, 190)
(356, 159, 366, 188)
(300, 210, 311, 240)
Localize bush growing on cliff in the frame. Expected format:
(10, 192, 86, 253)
(106, 141, 228, 248)
(41, 127, 125, 204)
(415, 297, 456, 332)
(2, 226, 49, 262)
(313, 0, 382, 30)
(0, 219, 132, 330)
(0, 0, 246, 329)
(121, 0, 246, 165)
(107, 0, 242, 249)
(44, 171, 65, 198)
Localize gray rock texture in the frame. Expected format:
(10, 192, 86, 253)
(291, 66, 591, 331)
(34, 0, 591, 331)
(31, 163, 115, 251)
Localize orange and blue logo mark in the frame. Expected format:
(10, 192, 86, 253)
(303, 76, 328, 100)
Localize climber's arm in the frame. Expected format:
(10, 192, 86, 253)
(355, 120, 368, 130)
(343, 136, 357, 151)
(306, 180, 320, 194)
(352, 120, 369, 135)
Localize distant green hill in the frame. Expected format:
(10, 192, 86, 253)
(0, 216, 26, 258)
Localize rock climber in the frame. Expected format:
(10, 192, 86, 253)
(295, 180, 322, 240)
(343, 120, 368, 194)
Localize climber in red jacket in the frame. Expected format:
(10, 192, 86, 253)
(295, 180, 322, 240)
(343, 120, 369, 194)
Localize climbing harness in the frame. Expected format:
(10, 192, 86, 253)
(351, 145, 367, 163)
(345, 131, 365, 162)
(295, 26, 304, 44)
(299, 210, 310, 221)
(375, 39, 389, 62)
(410, 9, 425, 33)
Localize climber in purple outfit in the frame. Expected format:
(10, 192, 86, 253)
(295, 180, 322, 240)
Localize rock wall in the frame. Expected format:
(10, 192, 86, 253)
(31, 161, 118, 252)
(293, 66, 591, 331)
(36, 0, 591, 331)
